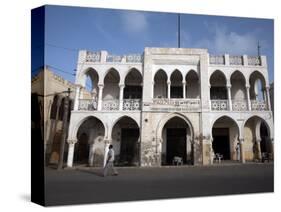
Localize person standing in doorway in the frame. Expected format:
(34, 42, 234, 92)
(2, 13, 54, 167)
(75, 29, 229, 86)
(103, 144, 118, 177)
(235, 143, 240, 161)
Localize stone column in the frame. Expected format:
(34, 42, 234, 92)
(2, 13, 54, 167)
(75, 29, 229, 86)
(103, 140, 111, 167)
(239, 138, 245, 163)
(74, 85, 81, 111)
(270, 138, 274, 160)
(246, 85, 251, 111)
(256, 138, 262, 161)
(97, 84, 104, 111)
(167, 81, 171, 99)
(119, 84, 125, 111)
(266, 87, 271, 110)
(183, 81, 186, 99)
(262, 89, 267, 102)
(227, 85, 232, 111)
(66, 139, 77, 167)
(152, 81, 155, 99)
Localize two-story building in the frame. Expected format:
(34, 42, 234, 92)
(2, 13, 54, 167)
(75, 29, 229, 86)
(66, 47, 274, 168)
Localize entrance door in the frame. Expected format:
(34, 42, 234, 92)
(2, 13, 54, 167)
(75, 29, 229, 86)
(74, 133, 89, 164)
(166, 128, 187, 164)
(120, 128, 139, 166)
(212, 128, 230, 160)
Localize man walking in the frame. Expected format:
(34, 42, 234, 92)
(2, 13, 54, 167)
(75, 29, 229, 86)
(103, 144, 118, 177)
(235, 143, 240, 161)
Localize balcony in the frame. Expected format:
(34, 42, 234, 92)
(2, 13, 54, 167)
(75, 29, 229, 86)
(123, 99, 142, 111)
(211, 99, 268, 111)
(231, 100, 248, 111)
(251, 100, 268, 111)
(102, 99, 119, 111)
(209, 55, 263, 66)
(77, 99, 142, 111)
(78, 99, 97, 111)
(84, 50, 143, 63)
(211, 100, 229, 111)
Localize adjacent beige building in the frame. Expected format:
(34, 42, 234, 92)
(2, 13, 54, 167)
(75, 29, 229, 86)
(32, 67, 91, 165)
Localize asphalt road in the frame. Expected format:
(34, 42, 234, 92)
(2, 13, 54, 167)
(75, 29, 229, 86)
(45, 163, 273, 206)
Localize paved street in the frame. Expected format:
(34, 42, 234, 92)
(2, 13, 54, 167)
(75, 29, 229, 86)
(45, 163, 273, 206)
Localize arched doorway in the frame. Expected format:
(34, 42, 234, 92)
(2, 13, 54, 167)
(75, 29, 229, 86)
(210, 70, 227, 100)
(112, 116, 140, 166)
(161, 116, 192, 165)
(154, 69, 168, 98)
(170, 69, 183, 98)
(124, 68, 142, 99)
(74, 116, 105, 166)
(185, 70, 200, 98)
(210, 70, 228, 111)
(249, 71, 268, 111)
(212, 116, 239, 161)
(83, 68, 99, 96)
(243, 116, 271, 161)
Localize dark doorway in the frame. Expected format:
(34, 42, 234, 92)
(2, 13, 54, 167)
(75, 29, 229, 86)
(212, 128, 230, 160)
(74, 133, 89, 164)
(119, 128, 139, 166)
(260, 122, 269, 153)
(171, 86, 183, 98)
(166, 128, 187, 164)
(210, 87, 227, 99)
(124, 86, 142, 99)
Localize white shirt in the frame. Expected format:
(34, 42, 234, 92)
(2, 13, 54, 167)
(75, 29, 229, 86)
(107, 149, 115, 162)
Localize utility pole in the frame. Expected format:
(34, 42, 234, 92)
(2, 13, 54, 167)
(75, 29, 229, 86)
(178, 13, 181, 48)
(57, 88, 71, 170)
(257, 41, 261, 56)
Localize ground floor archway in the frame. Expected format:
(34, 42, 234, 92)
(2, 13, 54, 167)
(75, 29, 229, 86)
(161, 116, 193, 165)
(74, 116, 105, 166)
(212, 116, 240, 161)
(243, 116, 272, 161)
(111, 116, 140, 166)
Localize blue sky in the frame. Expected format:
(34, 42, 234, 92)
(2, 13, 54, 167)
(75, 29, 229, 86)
(42, 5, 274, 83)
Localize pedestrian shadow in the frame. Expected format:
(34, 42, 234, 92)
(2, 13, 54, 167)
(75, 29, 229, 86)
(76, 168, 104, 177)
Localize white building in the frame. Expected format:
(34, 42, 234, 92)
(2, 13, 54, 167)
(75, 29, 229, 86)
(66, 47, 274, 167)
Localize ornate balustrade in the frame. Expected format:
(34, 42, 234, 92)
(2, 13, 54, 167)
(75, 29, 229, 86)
(229, 56, 243, 65)
(232, 99, 248, 111)
(209, 55, 262, 66)
(209, 55, 225, 65)
(102, 99, 119, 111)
(251, 100, 267, 111)
(211, 100, 229, 111)
(85, 51, 101, 62)
(84, 51, 143, 63)
(151, 98, 201, 111)
(248, 56, 261, 66)
(125, 54, 143, 63)
(123, 99, 142, 110)
(78, 99, 97, 111)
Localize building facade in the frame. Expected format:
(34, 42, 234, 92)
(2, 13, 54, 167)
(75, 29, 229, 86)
(66, 48, 274, 168)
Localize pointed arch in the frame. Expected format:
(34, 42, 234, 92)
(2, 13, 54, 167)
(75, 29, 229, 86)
(156, 112, 194, 141)
(154, 69, 168, 98)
